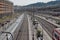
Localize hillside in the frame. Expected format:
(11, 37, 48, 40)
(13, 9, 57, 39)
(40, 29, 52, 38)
(23, 1, 60, 8)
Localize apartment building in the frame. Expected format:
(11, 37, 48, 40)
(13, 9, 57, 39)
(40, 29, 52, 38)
(0, 0, 14, 18)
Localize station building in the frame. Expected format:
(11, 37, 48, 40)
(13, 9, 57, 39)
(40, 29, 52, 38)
(0, 0, 14, 18)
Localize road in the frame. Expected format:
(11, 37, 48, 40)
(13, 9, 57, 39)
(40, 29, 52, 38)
(35, 16, 58, 38)
(16, 14, 29, 40)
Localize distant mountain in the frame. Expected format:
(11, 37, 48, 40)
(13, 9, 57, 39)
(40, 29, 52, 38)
(24, 2, 46, 7)
(14, 1, 60, 12)
(23, 1, 60, 8)
(56, 0, 60, 1)
(47, 1, 60, 5)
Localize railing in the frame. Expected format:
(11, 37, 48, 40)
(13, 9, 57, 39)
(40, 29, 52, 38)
(0, 14, 24, 40)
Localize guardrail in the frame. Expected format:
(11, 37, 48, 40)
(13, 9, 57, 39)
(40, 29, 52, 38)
(0, 14, 24, 40)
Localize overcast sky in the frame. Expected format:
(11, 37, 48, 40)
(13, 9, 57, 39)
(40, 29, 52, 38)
(9, 0, 55, 6)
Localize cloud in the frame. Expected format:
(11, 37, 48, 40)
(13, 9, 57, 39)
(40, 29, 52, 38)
(9, 0, 55, 6)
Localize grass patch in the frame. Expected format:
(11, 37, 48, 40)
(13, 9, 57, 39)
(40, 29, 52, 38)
(0, 14, 18, 23)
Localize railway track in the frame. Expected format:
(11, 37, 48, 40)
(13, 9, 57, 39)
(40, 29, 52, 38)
(16, 14, 29, 40)
(35, 16, 58, 38)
